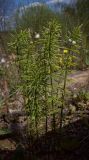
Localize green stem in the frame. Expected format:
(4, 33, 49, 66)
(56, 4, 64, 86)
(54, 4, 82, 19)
(34, 89, 39, 138)
(44, 84, 48, 134)
(48, 26, 55, 131)
(60, 54, 69, 133)
(44, 55, 48, 134)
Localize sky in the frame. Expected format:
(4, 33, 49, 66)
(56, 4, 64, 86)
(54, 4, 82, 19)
(0, 0, 74, 30)
(0, 0, 72, 16)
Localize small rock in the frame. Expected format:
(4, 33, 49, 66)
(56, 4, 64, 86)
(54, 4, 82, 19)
(86, 101, 89, 107)
(69, 104, 76, 114)
(73, 94, 77, 98)
(63, 108, 69, 115)
(78, 102, 86, 110)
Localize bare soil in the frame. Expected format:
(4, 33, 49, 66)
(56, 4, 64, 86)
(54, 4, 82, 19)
(68, 69, 89, 91)
(0, 48, 89, 160)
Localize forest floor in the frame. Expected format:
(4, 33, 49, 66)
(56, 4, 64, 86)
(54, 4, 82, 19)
(0, 69, 89, 159)
(0, 34, 89, 159)
(68, 69, 89, 91)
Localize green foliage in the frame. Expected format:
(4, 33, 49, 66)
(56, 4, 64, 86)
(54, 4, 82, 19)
(76, 0, 89, 33)
(63, 1, 89, 69)
(76, 90, 89, 102)
(0, 128, 11, 135)
(15, 5, 59, 33)
(8, 20, 83, 137)
(0, 67, 5, 76)
(39, 20, 62, 131)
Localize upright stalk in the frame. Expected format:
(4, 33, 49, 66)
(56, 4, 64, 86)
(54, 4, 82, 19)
(4, 80, 9, 113)
(60, 65, 67, 131)
(34, 89, 39, 138)
(60, 53, 69, 133)
(48, 27, 55, 131)
(44, 53, 48, 134)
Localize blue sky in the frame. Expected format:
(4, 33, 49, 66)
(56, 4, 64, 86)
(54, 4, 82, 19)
(15, 0, 71, 5)
(0, 0, 71, 16)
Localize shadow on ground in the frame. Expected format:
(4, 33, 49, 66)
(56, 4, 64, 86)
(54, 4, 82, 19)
(0, 116, 89, 160)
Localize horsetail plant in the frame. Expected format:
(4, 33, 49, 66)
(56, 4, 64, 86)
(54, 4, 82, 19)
(8, 30, 40, 138)
(59, 26, 82, 132)
(8, 22, 83, 141)
(39, 21, 62, 131)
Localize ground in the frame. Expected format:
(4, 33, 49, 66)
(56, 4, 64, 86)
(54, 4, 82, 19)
(0, 69, 89, 159)
(0, 39, 89, 159)
(68, 69, 89, 91)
